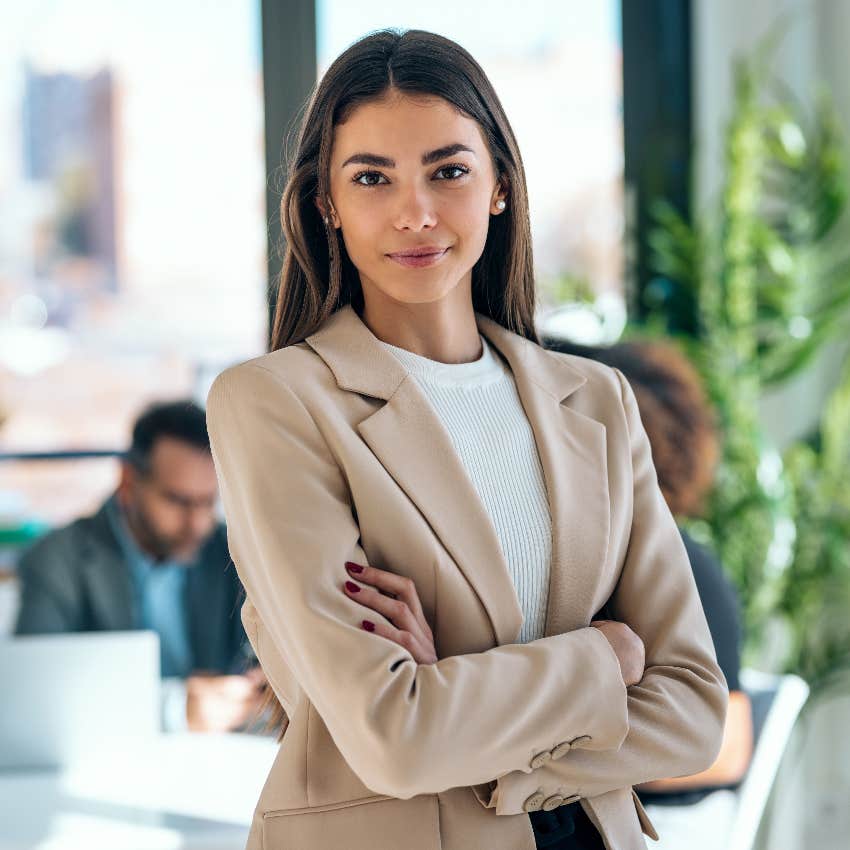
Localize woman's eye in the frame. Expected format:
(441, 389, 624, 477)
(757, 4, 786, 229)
(434, 164, 470, 180)
(351, 164, 469, 186)
(352, 171, 388, 186)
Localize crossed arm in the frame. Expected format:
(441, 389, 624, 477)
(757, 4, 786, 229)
(460, 370, 730, 814)
(636, 690, 752, 793)
(206, 362, 728, 806)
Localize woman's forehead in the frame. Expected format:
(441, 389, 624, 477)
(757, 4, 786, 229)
(331, 94, 487, 162)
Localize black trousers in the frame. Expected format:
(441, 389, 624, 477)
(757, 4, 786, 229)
(528, 800, 606, 850)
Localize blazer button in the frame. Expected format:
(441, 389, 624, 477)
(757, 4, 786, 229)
(523, 791, 546, 812)
(551, 740, 572, 759)
(569, 735, 593, 748)
(542, 794, 565, 811)
(530, 750, 552, 769)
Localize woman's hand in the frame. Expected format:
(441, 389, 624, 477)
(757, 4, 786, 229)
(590, 619, 645, 686)
(342, 561, 438, 664)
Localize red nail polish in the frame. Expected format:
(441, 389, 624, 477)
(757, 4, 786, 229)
(362, 620, 375, 632)
(345, 562, 363, 573)
(345, 580, 361, 593)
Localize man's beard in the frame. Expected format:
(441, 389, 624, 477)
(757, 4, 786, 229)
(124, 501, 197, 564)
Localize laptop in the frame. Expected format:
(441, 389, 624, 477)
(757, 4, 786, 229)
(0, 630, 160, 770)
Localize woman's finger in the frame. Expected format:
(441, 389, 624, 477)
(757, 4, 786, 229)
(342, 564, 439, 665)
(360, 618, 437, 665)
(342, 579, 421, 634)
(345, 562, 433, 638)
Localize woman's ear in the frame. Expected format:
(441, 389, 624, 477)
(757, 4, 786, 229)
(490, 177, 509, 215)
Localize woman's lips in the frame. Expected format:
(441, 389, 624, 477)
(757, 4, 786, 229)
(386, 247, 449, 268)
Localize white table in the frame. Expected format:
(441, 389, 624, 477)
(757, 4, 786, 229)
(0, 733, 278, 850)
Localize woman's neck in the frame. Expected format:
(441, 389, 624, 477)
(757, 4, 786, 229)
(359, 284, 482, 364)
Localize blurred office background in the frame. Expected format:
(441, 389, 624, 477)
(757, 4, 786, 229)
(1, 1, 849, 848)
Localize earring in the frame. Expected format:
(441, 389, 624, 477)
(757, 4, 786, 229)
(495, 199, 506, 211)
(323, 215, 329, 225)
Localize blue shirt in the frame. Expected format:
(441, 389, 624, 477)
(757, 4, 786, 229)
(104, 493, 194, 679)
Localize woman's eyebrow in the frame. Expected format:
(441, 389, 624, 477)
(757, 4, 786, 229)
(340, 143, 476, 169)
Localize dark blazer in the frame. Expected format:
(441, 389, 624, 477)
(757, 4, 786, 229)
(14, 492, 250, 674)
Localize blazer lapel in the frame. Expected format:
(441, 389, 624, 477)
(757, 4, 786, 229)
(357, 377, 524, 646)
(305, 305, 610, 646)
(476, 315, 611, 637)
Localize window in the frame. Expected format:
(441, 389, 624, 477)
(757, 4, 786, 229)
(0, 2, 267, 525)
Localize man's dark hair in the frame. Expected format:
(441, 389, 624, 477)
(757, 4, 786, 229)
(125, 399, 210, 475)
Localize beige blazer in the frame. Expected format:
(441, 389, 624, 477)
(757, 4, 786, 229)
(206, 304, 728, 850)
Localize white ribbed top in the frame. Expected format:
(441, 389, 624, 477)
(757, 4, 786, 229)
(378, 333, 552, 644)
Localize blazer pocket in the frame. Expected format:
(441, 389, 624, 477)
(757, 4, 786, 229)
(262, 793, 441, 850)
(631, 788, 660, 841)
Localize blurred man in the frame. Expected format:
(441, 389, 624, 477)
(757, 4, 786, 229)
(15, 400, 266, 733)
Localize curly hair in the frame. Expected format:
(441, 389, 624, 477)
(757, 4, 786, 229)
(543, 336, 720, 518)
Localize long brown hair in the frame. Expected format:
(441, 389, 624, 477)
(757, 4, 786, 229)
(255, 29, 540, 740)
(269, 27, 539, 351)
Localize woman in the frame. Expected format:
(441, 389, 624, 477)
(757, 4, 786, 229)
(206, 29, 728, 850)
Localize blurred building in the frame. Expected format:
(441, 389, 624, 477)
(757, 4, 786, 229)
(23, 63, 119, 297)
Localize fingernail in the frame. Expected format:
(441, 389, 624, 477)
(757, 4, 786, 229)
(362, 620, 375, 632)
(345, 562, 363, 573)
(344, 580, 361, 593)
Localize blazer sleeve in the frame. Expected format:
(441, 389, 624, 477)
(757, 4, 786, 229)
(476, 367, 729, 814)
(206, 361, 630, 800)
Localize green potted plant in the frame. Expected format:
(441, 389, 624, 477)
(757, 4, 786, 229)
(643, 31, 850, 684)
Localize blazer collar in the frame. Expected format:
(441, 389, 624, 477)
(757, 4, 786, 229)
(305, 303, 588, 403)
(305, 304, 608, 646)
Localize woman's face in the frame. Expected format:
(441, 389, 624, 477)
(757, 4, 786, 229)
(326, 91, 507, 308)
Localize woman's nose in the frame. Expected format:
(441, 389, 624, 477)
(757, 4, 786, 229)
(393, 185, 437, 231)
